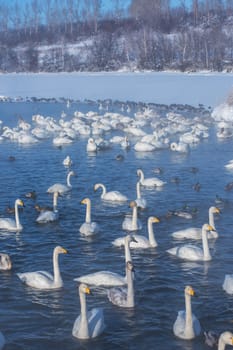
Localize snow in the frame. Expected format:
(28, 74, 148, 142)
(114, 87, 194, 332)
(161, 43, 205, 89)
(0, 71, 233, 108)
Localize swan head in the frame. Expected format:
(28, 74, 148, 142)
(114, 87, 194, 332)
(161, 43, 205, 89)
(185, 285, 196, 297)
(81, 198, 90, 205)
(210, 206, 220, 214)
(129, 201, 137, 208)
(16, 199, 25, 207)
(203, 224, 215, 232)
(220, 331, 233, 346)
(149, 216, 160, 224)
(79, 283, 91, 295)
(136, 169, 143, 176)
(55, 246, 68, 255)
(94, 183, 101, 191)
(68, 170, 76, 177)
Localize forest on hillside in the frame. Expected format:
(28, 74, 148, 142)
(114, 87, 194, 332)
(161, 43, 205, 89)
(0, 0, 233, 72)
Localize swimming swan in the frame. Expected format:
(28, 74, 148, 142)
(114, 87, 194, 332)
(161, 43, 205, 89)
(0, 253, 12, 270)
(137, 169, 166, 187)
(173, 285, 201, 339)
(171, 206, 220, 240)
(122, 201, 142, 231)
(113, 216, 160, 249)
(167, 224, 214, 261)
(222, 273, 233, 295)
(108, 261, 135, 308)
(217, 331, 233, 350)
(17, 246, 67, 289)
(0, 332, 5, 350)
(135, 181, 147, 209)
(0, 199, 24, 231)
(94, 183, 128, 202)
(79, 198, 99, 236)
(72, 283, 105, 339)
(36, 192, 59, 223)
(74, 235, 136, 286)
(47, 170, 75, 194)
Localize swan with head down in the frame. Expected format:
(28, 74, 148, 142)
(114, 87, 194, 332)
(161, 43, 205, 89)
(0, 199, 24, 232)
(36, 191, 59, 223)
(79, 198, 99, 236)
(74, 235, 136, 286)
(113, 216, 160, 249)
(137, 169, 166, 187)
(173, 285, 201, 339)
(72, 283, 105, 339)
(47, 170, 75, 194)
(171, 206, 220, 240)
(17, 246, 67, 289)
(94, 183, 128, 202)
(167, 223, 214, 261)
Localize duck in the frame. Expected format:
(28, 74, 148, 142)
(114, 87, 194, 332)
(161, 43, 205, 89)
(74, 235, 136, 286)
(0, 199, 24, 232)
(79, 198, 99, 236)
(173, 285, 201, 340)
(113, 216, 160, 249)
(135, 181, 147, 209)
(72, 283, 105, 339)
(17, 246, 67, 289)
(108, 261, 135, 308)
(94, 183, 128, 202)
(167, 224, 214, 261)
(47, 170, 75, 194)
(36, 191, 59, 223)
(137, 169, 166, 187)
(122, 201, 142, 231)
(25, 190, 37, 200)
(171, 206, 220, 240)
(0, 253, 12, 270)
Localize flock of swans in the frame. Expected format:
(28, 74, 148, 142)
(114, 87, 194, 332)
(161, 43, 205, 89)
(1, 99, 233, 349)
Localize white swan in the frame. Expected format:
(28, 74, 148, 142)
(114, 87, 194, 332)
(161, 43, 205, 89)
(137, 169, 166, 187)
(0, 253, 12, 270)
(173, 285, 201, 339)
(167, 224, 214, 261)
(79, 198, 99, 236)
(135, 181, 147, 209)
(72, 283, 105, 339)
(86, 137, 97, 152)
(17, 246, 67, 289)
(63, 155, 72, 167)
(47, 170, 75, 194)
(36, 191, 59, 223)
(0, 199, 24, 231)
(113, 216, 160, 249)
(222, 273, 233, 294)
(94, 183, 128, 202)
(74, 235, 136, 286)
(108, 261, 135, 308)
(170, 142, 189, 153)
(0, 332, 5, 350)
(171, 206, 220, 240)
(218, 331, 233, 350)
(122, 201, 142, 231)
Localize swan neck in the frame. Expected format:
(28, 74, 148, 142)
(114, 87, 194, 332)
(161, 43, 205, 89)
(202, 227, 211, 260)
(100, 184, 106, 198)
(67, 172, 72, 187)
(53, 250, 62, 286)
(138, 170, 144, 181)
(79, 292, 89, 339)
(148, 220, 157, 247)
(131, 206, 138, 230)
(185, 293, 194, 338)
(85, 200, 91, 223)
(124, 240, 132, 263)
(136, 182, 141, 199)
(53, 193, 58, 210)
(126, 268, 134, 307)
(14, 201, 20, 228)
(209, 209, 215, 228)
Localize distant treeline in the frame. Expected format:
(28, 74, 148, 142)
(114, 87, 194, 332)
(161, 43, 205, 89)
(0, 0, 233, 72)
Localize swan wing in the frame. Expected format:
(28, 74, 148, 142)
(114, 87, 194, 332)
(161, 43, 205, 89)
(172, 228, 202, 240)
(129, 235, 150, 248)
(79, 222, 99, 236)
(223, 274, 233, 294)
(47, 184, 69, 194)
(74, 271, 126, 286)
(112, 237, 125, 247)
(17, 270, 54, 289)
(108, 287, 127, 307)
(36, 210, 59, 223)
(173, 311, 201, 339)
(167, 245, 204, 261)
(0, 218, 17, 230)
(104, 191, 127, 202)
(87, 307, 105, 338)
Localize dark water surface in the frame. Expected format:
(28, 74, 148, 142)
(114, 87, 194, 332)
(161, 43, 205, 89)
(0, 100, 233, 349)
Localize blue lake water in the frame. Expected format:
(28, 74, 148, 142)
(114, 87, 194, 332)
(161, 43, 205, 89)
(0, 99, 233, 349)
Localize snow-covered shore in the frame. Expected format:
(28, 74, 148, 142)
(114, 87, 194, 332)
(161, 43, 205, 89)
(0, 71, 233, 107)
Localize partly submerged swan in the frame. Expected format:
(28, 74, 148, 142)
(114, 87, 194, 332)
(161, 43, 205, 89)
(72, 283, 105, 339)
(113, 216, 160, 249)
(108, 261, 135, 308)
(222, 273, 233, 295)
(79, 198, 99, 236)
(94, 183, 128, 202)
(74, 235, 136, 286)
(135, 181, 147, 209)
(47, 170, 75, 194)
(0, 332, 5, 350)
(122, 201, 142, 231)
(167, 224, 214, 261)
(171, 206, 220, 240)
(17, 246, 67, 289)
(217, 331, 233, 350)
(0, 199, 24, 231)
(36, 192, 59, 223)
(137, 169, 166, 187)
(173, 285, 201, 340)
(0, 253, 12, 270)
